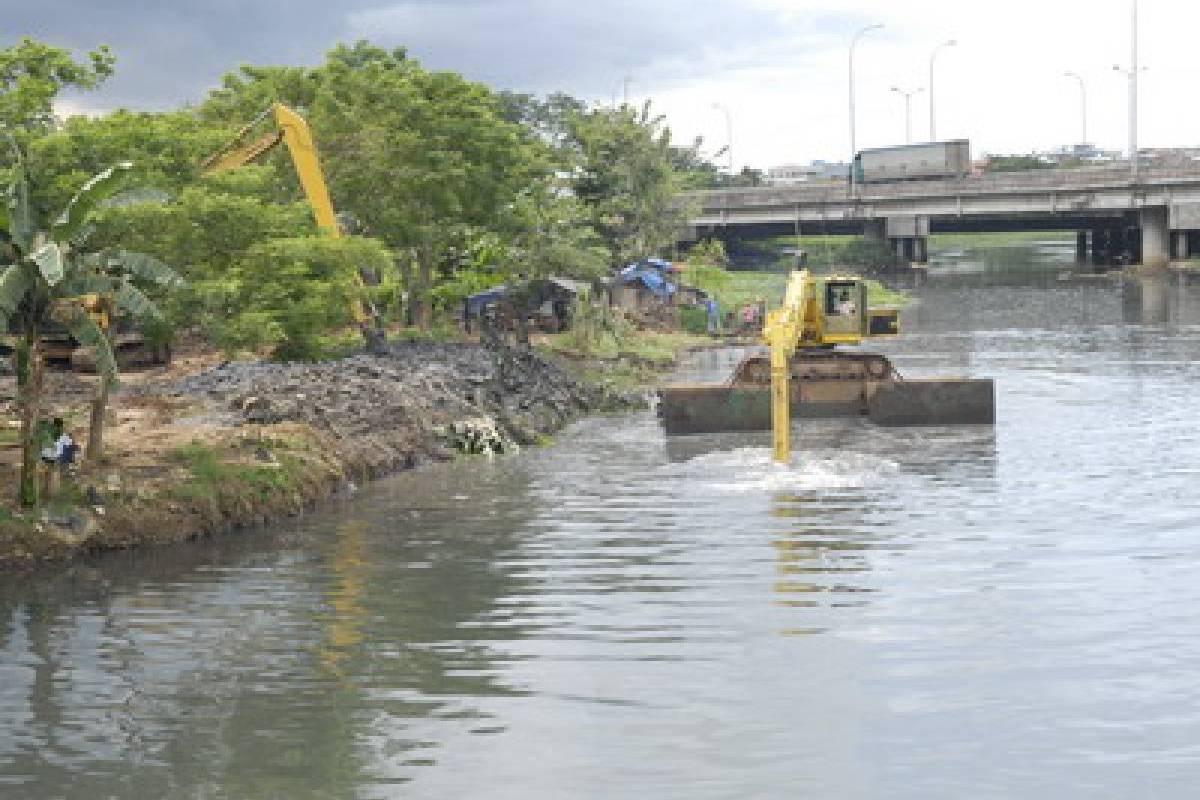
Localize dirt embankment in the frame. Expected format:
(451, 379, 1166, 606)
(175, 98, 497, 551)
(0, 341, 643, 567)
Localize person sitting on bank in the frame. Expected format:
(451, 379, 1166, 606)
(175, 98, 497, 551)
(39, 417, 79, 469)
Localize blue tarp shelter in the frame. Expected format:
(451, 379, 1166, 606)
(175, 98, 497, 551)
(618, 259, 676, 299)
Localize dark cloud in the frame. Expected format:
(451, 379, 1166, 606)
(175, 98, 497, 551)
(7, 0, 369, 109)
(8, 1, 857, 110)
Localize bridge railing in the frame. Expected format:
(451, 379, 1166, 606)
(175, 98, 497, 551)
(686, 162, 1200, 210)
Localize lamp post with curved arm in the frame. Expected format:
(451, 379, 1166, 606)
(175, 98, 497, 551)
(711, 102, 733, 174)
(1113, 0, 1140, 179)
(891, 86, 924, 144)
(849, 23, 884, 195)
(1063, 71, 1087, 146)
(928, 39, 956, 141)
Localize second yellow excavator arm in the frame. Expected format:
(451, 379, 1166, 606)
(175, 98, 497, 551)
(200, 103, 340, 238)
(200, 103, 385, 336)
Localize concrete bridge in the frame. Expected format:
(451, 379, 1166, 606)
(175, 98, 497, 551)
(683, 163, 1200, 266)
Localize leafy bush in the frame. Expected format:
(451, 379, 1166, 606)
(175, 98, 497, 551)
(228, 236, 394, 360)
(561, 290, 636, 358)
(685, 238, 729, 268)
(678, 306, 708, 334)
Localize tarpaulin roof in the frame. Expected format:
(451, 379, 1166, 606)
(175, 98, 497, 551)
(465, 285, 508, 316)
(618, 266, 675, 298)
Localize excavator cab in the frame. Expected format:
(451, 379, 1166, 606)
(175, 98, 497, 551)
(822, 279, 867, 341)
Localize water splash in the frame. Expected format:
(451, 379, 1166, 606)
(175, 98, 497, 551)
(663, 447, 899, 494)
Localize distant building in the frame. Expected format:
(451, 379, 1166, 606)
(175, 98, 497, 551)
(1040, 143, 1120, 164)
(1141, 147, 1200, 166)
(765, 160, 847, 186)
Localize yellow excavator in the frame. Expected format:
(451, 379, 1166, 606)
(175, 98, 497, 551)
(200, 103, 384, 351)
(0, 293, 169, 372)
(760, 270, 898, 461)
(657, 269, 994, 458)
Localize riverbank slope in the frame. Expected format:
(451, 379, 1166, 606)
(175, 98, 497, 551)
(0, 338, 672, 568)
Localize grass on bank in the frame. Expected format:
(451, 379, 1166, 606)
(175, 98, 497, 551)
(928, 230, 1074, 250)
(678, 264, 909, 311)
(538, 318, 711, 390)
(168, 441, 299, 504)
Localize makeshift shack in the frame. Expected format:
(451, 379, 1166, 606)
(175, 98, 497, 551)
(464, 277, 587, 334)
(610, 259, 677, 313)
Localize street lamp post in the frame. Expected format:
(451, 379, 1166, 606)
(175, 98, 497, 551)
(711, 102, 733, 174)
(1063, 71, 1087, 146)
(849, 23, 884, 195)
(928, 39, 956, 141)
(891, 86, 924, 144)
(1113, 0, 1140, 179)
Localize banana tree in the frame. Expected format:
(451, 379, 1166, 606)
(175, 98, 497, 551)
(1, 151, 181, 506)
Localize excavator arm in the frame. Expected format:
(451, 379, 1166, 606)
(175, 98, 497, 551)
(760, 270, 899, 463)
(200, 104, 382, 342)
(200, 104, 340, 237)
(760, 270, 812, 463)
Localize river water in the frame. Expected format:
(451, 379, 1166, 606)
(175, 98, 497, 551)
(4, 241, 1200, 798)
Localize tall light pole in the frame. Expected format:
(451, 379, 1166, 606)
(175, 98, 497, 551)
(849, 23, 884, 195)
(928, 39, 956, 141)
(1113, 0, 1140, 179)
(891, 86, 924, 144)
(1063, 71, 1087, 146)
(711, 102, 733, 174)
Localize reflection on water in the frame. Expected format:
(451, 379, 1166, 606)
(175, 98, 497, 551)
(4, 244, 1200, 797)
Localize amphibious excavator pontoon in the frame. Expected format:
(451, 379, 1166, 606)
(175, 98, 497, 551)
(657, 270, 994, 461)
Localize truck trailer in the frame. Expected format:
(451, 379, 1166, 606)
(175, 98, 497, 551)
(853, 139, 970, 183)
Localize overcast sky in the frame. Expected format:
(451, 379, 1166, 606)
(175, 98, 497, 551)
(11, 0, 1199, 170)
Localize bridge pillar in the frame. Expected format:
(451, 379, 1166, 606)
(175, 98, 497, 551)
(863, 219, 886, 242)
(1110, 227, 1127, 266)
(1140, 207, 1170, 267)
(1090, 229, 1107, 266)
(1174, 231, 1190, 261)
(1076, 231, 1088, 264)
(892, 238, 905, 260)
(914, 236, 929, 264)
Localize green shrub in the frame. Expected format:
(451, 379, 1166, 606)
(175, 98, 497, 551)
(678, 306, 708, 334)
(686, 238, 729, 267)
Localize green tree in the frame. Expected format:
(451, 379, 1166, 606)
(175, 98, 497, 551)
(224, 235, 394, 359)
(0, 37, 114, 132)
(309, 42, 537, 329)
(199, 65, 321, 126)
(566, 101, 684, 267)
(0, 154, 181, 505)
(985, 155, 1052, 172)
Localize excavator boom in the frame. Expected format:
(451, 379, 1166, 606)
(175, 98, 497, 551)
(200, 103, 383, 338)
(200, 104, 340, 237)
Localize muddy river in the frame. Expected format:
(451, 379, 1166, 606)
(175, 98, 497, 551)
(4, 241, 1200, 798)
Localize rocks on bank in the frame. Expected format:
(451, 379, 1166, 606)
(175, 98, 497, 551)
(145, 341, 641, 470)
(1, 341, 645, 567)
